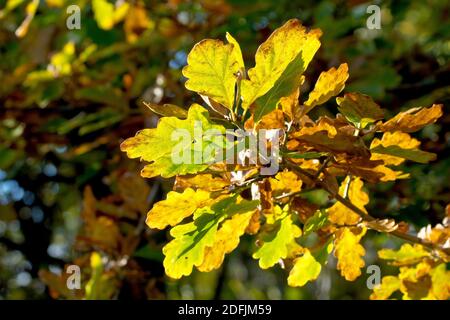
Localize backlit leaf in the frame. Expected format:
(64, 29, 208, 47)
(378, 244, 430, 265)
(162, 196, 258, 279)
(241, 19, 320, 115)
(253, 213, 302, 269)
(304, 63, 349, 114)
(144, 101, 188, 119)
(303, 210, 329, 236)
(378, 104, 443, 133)
(334, 227, 366, 281)
(120, 104, 225, 178)
(198, 210, 255, 272)
(328, 177, 367, 225)
(146, 188, 214, 229)
(370, 144, 436, 164)
(370, 276, 401, 300)
(287, 249, 321, 287)
(336, 92, 384, 128)
(370, 131, 421, 165)
(183, 39, 241, 109)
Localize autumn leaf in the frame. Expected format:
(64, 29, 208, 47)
(378, 244, 430, 265)
(328, 177, 367, 225)
(288, 249, 321, 287)
(226, 32, 245, 74)
(253, 212, 302, 269)
(378, 104, 443, 133)
(370, 276, 401, 300)
(146, 188, 215, 229)
(370, 144, 436, 164)
(334, 227, 366, 281)
(336, 92, 384, 128)
(144, 102, 188, 119)
(269, 170, 302, 197)
(280, 87, 301, 122)
(182, 39, 241, 109)
(121, 104, 225, 178)
(303, 210, 329, 236)
(430, 263, 450, 300)
(162, 196, 258, 279)
(174, 174, 229, 192)
(241, 19, 321, 118)
(198, 210, 255, 272)
(370, 131, 421, 165)
(304, 63, 349, 114)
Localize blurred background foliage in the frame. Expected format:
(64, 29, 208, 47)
(0, 0, 449, 299)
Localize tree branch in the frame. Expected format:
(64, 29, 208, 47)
(284, 159, 450, 255)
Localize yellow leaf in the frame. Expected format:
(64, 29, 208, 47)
(378, 244, 430, 265)
(182, 39, 240, 109)
(255, 109, 285, 130)
(293, 117, 338, 138)
(371, 131, 421, 166)
(334, 227, 366, 281)
(378, 104, 443, 133)
(304, 63, 349, 114)
(398, 261, 433, 299)
(198, 210, 254, 272)
(430, 263, 450, 300)
(124, 4, 154, 43)
(174, 174, 229, 192)
(370, 276, 401, 300)
(328, 177, 367, 225)
(146, 188, 214, 229)
(288, 249, 322, 287)
(226, 32, 245, 74)
(241, 19, 321, 111)
(280, 86, 301, 122)
(336, 92, 384, 128)
(269, 170, 302, 197)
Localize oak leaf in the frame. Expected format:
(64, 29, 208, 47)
(334, 227, 366, 281)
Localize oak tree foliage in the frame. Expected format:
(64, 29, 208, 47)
(120, 19, 449, 299)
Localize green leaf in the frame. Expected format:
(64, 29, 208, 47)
(253, 49, 306, 121)
(253, 213, 302, 269)
(162, 196, 258, 279)
(370, 145, 436, 164)
(283, 151, 328, 159)
(336, 92, 384, 128)
(121, 104, 225, 178)
(303, 210, 329, 236)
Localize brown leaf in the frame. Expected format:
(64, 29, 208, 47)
(378, 104, 443, 133)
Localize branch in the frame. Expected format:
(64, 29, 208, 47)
(284, 159, 450, 255)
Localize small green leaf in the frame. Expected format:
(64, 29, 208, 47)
(303, 210, 329, 236)
(336, 92, 384, 128)
(253, 213, 302, 269)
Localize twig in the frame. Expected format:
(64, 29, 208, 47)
(283, 159, 450, 255)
